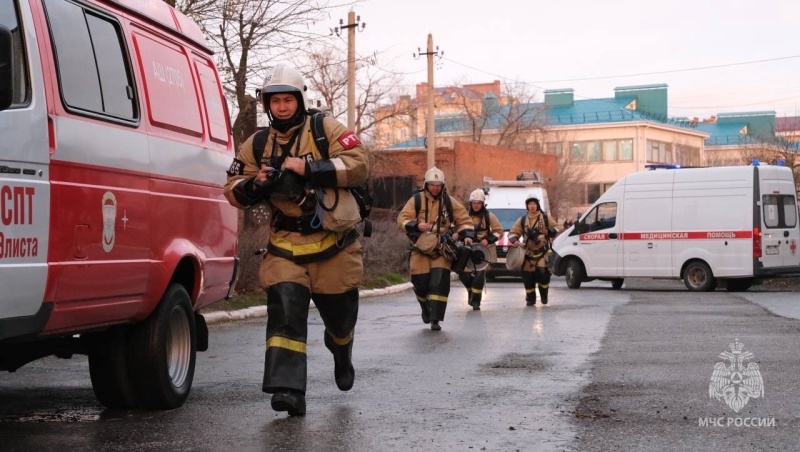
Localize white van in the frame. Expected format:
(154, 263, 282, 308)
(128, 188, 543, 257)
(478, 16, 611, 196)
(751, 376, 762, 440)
(550, 163, 800, 291)
(483, 176, 551, 278)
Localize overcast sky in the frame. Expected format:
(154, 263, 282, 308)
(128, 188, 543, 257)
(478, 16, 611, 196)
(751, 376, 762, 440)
(320, 0, 800, 119)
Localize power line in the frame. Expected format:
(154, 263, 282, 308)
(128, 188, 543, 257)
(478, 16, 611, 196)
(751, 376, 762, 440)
(445, 54, 800, 84)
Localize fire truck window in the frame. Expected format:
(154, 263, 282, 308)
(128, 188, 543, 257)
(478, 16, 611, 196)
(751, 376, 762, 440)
(43, 0, 136, 122)
(0, 1, 29, 106)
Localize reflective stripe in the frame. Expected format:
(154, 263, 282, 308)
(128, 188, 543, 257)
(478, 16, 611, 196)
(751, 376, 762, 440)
(327, 330, 354, 346)
(539, 284, 549, 289)
(267, 335, 306, 353)
(469, 288, 482, 294)
(429, 294, 448, 303)
(416, 295, 427, 303)
(269, 232, 343, 256)
(525, 288, 536, 294)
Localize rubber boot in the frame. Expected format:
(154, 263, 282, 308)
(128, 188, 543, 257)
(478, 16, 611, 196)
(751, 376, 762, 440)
(271, 390, 306, 416)
(324, 331, 355, 391)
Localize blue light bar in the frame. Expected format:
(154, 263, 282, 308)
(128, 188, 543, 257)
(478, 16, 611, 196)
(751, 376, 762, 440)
(645, 164, 682, 170)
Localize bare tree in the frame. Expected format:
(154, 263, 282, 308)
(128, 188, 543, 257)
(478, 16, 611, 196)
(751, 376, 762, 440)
(298, 44, 414, 143)
(739, 138, 800, 188)
(448, 81, 547, 150)
(165, 0, 218, 17)
(165, 0, 357, 148)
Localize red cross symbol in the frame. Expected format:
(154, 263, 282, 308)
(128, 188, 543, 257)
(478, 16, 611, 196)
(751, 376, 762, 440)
(791, 239, 797, 256)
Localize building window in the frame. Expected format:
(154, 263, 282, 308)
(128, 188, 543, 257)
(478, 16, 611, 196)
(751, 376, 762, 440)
(571, 141, 601, 162)
(583, 182, 615, 204)
(620, 139, 633, 160)
(546, 141, 562, 155)
(647, 140, 673, 163)
(675, 144, 700, 166)
(586, 184, 601, 204)
(573, 139, 633, 162)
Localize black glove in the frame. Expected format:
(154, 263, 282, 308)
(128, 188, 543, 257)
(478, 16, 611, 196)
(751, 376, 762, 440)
(270, 170, 308, 203)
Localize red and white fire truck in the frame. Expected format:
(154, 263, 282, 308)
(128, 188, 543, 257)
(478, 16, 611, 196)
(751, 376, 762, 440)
(0, 0, 239, 409)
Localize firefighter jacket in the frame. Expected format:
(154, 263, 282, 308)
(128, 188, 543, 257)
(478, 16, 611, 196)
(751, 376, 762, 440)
(397, 190, 474, 274)
(224, 114, 369, 264)
(469, 207, 504, 263)
(508, 210, 551, 269)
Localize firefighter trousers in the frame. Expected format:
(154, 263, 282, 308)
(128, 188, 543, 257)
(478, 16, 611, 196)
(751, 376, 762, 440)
(262, 281, 359, 394)
(459, 269, 486, 306)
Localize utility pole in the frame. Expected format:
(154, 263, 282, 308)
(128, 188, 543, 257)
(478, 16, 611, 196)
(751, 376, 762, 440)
(414, 34, 443, 170)
(332, 11, 365, 131)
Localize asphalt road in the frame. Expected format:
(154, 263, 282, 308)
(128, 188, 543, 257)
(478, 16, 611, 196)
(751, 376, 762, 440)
(1, 278, 799, 451)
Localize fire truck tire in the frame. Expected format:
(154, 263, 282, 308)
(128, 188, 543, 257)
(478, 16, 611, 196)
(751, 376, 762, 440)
(683, 261, 716, 292)
(129, 283, 196, 409)
(87, 326, 139, 409)
(611, 278, 624, 290)
(565, 259, 584, 289)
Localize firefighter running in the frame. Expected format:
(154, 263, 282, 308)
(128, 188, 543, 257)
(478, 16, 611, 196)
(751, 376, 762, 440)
(397, 167, 475, 331)
(508, 197, 557, 306)
(458, 188, 503, 310)
(223, 64, 369, 416)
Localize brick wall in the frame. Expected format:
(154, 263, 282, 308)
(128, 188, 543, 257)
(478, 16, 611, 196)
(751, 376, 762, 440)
(371, 141, 558, 202)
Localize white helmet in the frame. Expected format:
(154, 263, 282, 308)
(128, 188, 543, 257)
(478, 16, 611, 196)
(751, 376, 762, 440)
(469, 189, 486, 203)
(424, 167, 445, 186)
(260, 64, 308, 111)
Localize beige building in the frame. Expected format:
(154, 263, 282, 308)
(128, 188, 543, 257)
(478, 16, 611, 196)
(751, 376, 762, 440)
(376, 82, 792, 214)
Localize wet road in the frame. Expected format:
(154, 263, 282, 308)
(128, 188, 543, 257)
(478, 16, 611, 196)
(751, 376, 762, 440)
(1, 278, 799, 451)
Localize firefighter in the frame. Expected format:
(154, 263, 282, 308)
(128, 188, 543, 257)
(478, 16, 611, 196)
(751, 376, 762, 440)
(223, 64, 369, 416)
(508, 197, 557, 306)
(458, 188, 503, 310)
(397, 167, 475, 330)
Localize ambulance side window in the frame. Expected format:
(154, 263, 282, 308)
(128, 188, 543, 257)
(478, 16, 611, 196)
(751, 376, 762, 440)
(0, 0, 29, 106)
(763, 195, 797, 229)
(43, 0, 137, 122)
(582, 202, 617, 232)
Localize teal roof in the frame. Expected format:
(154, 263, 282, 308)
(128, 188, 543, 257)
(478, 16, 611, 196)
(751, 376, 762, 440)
(695, 122, 749, 146)
(384, 86, 791, 149)
(385, 137, 425, 150)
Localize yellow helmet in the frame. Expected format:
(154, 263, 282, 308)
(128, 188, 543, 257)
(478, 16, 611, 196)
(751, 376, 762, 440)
(424, 167, 445, 186)
(469, 189, 486, 203)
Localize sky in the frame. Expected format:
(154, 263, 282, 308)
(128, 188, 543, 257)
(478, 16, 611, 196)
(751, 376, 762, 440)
(320, 0, 800, 120)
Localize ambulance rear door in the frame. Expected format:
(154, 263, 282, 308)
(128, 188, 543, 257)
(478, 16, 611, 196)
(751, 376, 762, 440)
(757, 165, 800, 268)
(0, 0, 50, 328)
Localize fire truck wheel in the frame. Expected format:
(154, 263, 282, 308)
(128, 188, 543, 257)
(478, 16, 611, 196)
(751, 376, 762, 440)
(611, 278, 624, 290)
(87, 326, 139, 409)
(129, 283, 196, 409)
(683, 261, 716, 292)
(565, 259, 585, 289)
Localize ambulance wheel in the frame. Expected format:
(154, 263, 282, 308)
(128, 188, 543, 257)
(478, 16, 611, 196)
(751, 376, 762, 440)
(611, 279, 624, 290)
(565, 259, 585, 289)
(87, 326, 139, 409)
(683, 261, 715, 292)
(129, 284, 197, 409)
(726, 278, 753, 292)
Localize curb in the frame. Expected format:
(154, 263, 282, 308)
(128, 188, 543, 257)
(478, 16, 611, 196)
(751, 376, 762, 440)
(203, 282, 415, 325)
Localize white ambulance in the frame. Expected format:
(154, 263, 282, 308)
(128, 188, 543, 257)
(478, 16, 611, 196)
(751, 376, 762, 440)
(0, 0, 238, 409)
(483, 173, 551, 279)
(550, 163, 800, 291)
